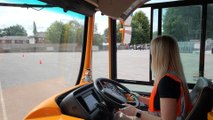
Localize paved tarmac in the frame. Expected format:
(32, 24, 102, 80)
(0, 50, 150, 120)
(0, 52, 82, 120)
(0, 50, 212, 120)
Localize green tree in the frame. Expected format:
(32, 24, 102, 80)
(63, 22, 71, 43)
(207, 5, 213, 39)
(0, 29, 3, 37)
(131, 11, 150, 45)
(64, 20, 78, 43)
(45, 20, 84, 44)
(94, 23, 98, 34)
(33, 21, 37, 36)
(101, 22, 122, 44)
(163, 6, 201, 41)
(103, 28, 108, 43)
(75, 26, 84, 49)
(93, 33, 104, 45)
(45, 21, 64, 43)
(116, 22, 122, 43)
(68, 20, 83, 44)
(0, 24, 27, 36)
(93, 23, 101, 45)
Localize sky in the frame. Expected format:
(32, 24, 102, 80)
(0, 0, 152, 35)
(0, 6, 85, 36)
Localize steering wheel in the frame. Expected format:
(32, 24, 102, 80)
(94, 78, 139, 108)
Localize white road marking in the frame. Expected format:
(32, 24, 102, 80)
(0, 81, 8, 120)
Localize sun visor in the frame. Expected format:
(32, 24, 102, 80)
(39, 0, 148, 20)
(39, 0, 97, 16)
(97, 0, 149, 20)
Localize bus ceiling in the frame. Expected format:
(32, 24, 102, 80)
(39, 0, 149, 20)
(3, 0, 209, 20)
(2, 0, 212, 22)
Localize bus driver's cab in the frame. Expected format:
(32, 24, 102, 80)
(0, 0, 212, 120)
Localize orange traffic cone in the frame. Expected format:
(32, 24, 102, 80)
(39, 59, 42, 64)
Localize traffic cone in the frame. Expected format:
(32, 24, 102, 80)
(39, 59, 42, 64)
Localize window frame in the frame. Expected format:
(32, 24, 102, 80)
(112, 0, 213, 89)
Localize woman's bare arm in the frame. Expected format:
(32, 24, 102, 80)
(140, 98, 177, 120)
(117, 98, 178, 120)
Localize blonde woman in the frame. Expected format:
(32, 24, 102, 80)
(114, 35, 192, 120)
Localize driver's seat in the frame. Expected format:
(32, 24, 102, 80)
(189, 77, 212, 105)
(185, 86, 213, 120)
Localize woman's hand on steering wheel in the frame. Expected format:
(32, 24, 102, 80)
(94, 78, 140, 108)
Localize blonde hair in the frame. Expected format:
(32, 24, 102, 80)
(151, 35, 192, 116)
(151, 35, 188, 89)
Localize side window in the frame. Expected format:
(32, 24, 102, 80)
(117, 8, 151, 81)
(92, 12, 109, 80)
(205, 4, 213, 80)
(162, 5, 202, 84)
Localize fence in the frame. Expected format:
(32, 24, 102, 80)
(0, 43, 81, 53)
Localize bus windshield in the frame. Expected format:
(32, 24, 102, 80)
(0, 1, 85, 120)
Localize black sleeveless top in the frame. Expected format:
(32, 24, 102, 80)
(154, 76, 181, 110)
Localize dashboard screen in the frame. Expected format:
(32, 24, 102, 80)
(84, 94, 98, 111)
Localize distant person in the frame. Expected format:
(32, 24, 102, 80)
(114, 35, 192, 120)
